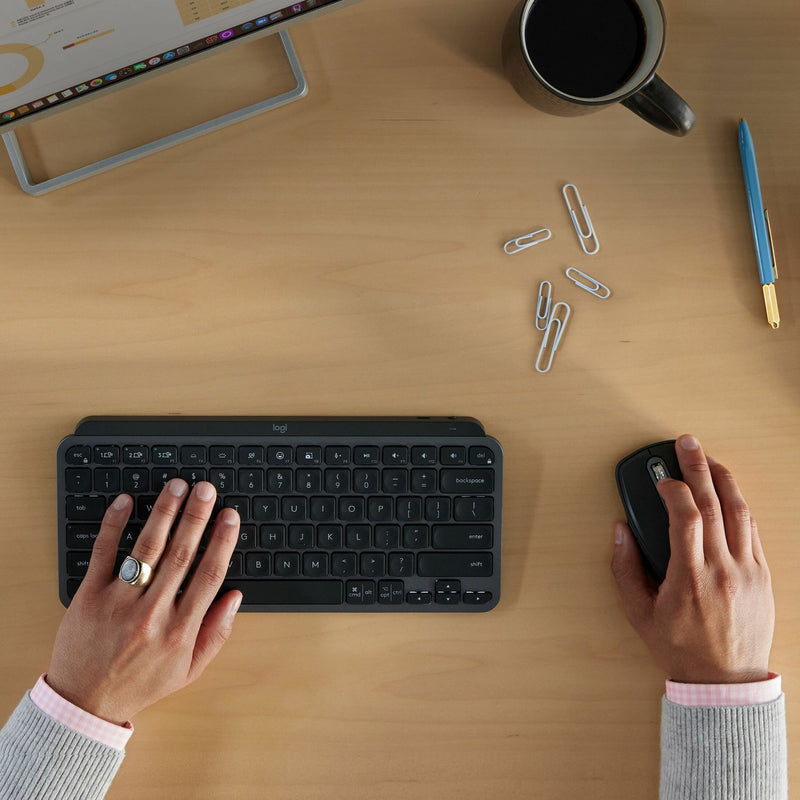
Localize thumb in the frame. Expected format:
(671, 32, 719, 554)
(611, 522, 656, 635)
(188, 590, 242, 683)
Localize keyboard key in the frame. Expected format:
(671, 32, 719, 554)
(432, 525, 493, 549)
(374, 525, 400, 549)
(318, 525, 343, 549)
(425, 497, 451, 521)
(281, 497, 307, 521)
(360, 553, 386, 577)
(221, 580, 344, 605)
(94, 446, 120, 465)
(411, 469, 437, 493)
(66, 524, 101, 548)
(267, 446, 292, 465)
(151, 468, 178, 490)
(239, 446, 264, 465)
(209, 446, 235, 465)
(469, 446, 496, 466)
(439, 469, 494, 493)
(181, 446, 206, 465)
(65, 445, 91, 465)
(378, 580, 404, 604)
(417, 552, 493, 577)
(303, 553, 329, 577)
(253, 497, 278, 521)
(296, 446, 322, 465)
(453, 497, 494, 522)
(94, 468, 120, 493)
(274, 553, 299, 576)
(382, 470, 407, 494)
(152, 446, 178, 465)
(268, 469, 292, 493)
(353, 446, 379, 465)
(440, 446, 466, 465)
(260, 526, 285, 549)
(210, 469, 235, 493)
(325, 446, 350, 465)
(367, 497, 393, 521)
(346, 580, 375, 604)
(463, 591, 493, 605)
(411, 446, 437, 465)
(67, 552, 92, 576)
(310, 497, 335, 521)
(403, 525, 429, 549)
(346, 525, 370, 550)
(388, 552, 414, 577)
(66, 496, 106, 520)
(239, 469, 264, 493)
(245, 553, 271, 577)
(180, 468, 206, 488)
(353, 469, 379, 493)
(295, 469, 321, 493)
(339, 497, 365, 521)
(65, 468, 91, 493)
(331, 553, 357, 577)
(123, 446, 149, 465)
(288, 525, 313, 548)
(382, 446, 407, 465)
(405, 591, 432, 605)
(325, 469, 350, 494)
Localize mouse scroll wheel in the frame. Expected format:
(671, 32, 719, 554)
(646, 457, 670, 484)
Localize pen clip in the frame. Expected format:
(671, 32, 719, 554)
(764, 209, 778, 280)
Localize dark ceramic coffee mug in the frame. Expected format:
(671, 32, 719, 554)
(502, 0, 696, 136)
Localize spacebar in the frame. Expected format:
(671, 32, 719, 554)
(222, 580, 344, 605)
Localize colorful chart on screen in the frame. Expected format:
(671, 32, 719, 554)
(1, 0, 330, 123)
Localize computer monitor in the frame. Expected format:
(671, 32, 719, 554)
(1, 0, 357, 130)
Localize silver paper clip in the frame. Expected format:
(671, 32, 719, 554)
(562, 183, 599, 255)
(565, 266, 611, 299)
(535, 280, 552, 330)
(535, 301, 571, 374)
(503, 227, 552, 255)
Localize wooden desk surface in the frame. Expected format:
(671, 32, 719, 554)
(1, 0, 798, 797)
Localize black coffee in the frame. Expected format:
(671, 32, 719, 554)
(525, 0, 646, 99)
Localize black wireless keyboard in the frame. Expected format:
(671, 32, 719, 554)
(57, 417, 503, 612)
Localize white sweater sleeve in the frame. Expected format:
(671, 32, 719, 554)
(660, 694, 787, 800)
(0, 693, 124, 800)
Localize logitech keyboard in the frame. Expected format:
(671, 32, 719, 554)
(57, 417, 503, 612)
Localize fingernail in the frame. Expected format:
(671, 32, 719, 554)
(112, 494, 131, 510)
(229, 593, 243, 619)
(614, 523, 625, 545)
(195, 482, 215, 501)
(678, 435, 700, 451)
(169, 479, 188, 497)
(220, 508, 239, 526)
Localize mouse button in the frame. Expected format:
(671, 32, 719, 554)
(618, 456, 659, 534)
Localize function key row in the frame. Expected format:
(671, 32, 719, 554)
(65, 444, 497, 468)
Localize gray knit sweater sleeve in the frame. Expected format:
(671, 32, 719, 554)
(0, 693, 125, 800)
(660, 694, 787, 800)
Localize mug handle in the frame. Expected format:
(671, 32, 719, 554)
(621, 74, 696, 136)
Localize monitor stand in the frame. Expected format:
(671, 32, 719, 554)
(1, 30, 307, 196)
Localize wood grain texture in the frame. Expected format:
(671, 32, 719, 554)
(1, 0, 798, 797)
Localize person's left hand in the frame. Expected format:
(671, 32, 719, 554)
(46, 479, 242, 725)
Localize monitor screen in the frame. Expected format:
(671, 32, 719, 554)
(1, 0, 352, 129)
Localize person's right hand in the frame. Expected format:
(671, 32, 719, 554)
(46, 479, 242, 725)
(611, 434, 775, 684)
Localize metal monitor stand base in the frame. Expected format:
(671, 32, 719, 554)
(1, 31, 307, 197)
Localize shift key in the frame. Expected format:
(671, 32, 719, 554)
(417, 552, 492, 577)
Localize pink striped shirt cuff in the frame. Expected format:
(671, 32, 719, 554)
(666, 672, 781, 707)
(29, 674, 133, 751)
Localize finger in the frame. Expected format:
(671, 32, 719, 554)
(750, 518, 768, 567)
(147, 482, 217, 601)
(610, 522, 656, 635)
(82, 494, 133, 590)
(673, 435, 728, 560)
(707, 458, 753, 560)
(656, 478, 705, 574)
(187, 590, 242, 684)
(126, 479, 189, 574)
(177, 508, 240, 624)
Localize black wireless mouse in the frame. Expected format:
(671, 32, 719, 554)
(614, 440, 682, 584)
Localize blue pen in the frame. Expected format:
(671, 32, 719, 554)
(738, 119, 779, 329)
